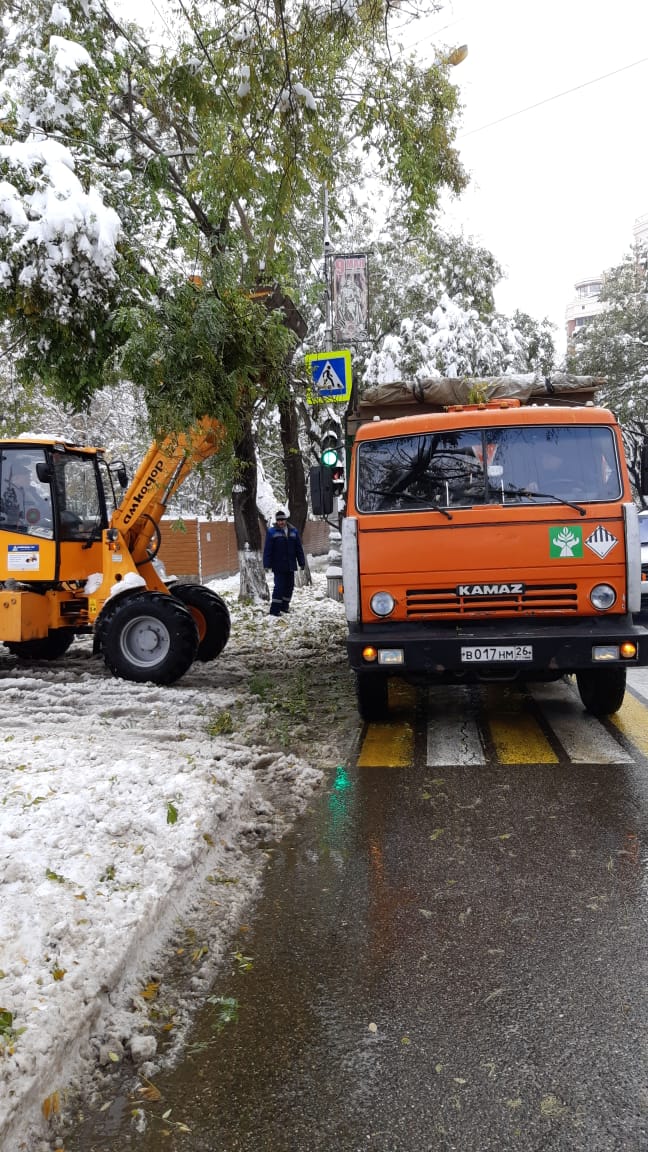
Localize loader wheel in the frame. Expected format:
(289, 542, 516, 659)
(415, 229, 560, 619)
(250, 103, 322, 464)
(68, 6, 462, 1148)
(576, 666, 626, 717)
(5, 629, 75, 661)
(101, 592, 199, 685)
(355, 670, 389, 722)
(171, 584, 231, 661)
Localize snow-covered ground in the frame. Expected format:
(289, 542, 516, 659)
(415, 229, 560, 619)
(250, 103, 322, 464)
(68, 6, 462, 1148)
(0, 568, 350, 1152)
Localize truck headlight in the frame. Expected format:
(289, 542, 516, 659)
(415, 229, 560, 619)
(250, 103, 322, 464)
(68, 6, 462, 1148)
(370, 591, 395, 617)
(590, 584, 616, 611)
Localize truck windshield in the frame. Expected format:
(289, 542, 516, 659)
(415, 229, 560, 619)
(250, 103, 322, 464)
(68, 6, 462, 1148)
(356, 425, 621, 512)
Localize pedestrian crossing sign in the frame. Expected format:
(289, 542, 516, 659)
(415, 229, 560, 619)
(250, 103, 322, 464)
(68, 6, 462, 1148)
(305, 350, 352, 404)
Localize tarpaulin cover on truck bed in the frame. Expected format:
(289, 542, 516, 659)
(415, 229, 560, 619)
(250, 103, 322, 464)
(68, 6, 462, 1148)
(360, 374, 606, 410)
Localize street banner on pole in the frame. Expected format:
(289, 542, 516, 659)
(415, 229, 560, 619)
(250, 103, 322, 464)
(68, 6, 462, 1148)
(305, 350, 352, 405)
(332, 254, 368, 342)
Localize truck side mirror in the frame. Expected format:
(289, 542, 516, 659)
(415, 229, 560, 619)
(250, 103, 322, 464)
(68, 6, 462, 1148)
(310, 465, 334, 516)
(641, 442, 648, 496)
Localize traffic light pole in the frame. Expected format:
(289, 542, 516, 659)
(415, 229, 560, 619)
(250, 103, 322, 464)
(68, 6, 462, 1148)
(323, 186, 333, 354)
(321, 186, 343, 601)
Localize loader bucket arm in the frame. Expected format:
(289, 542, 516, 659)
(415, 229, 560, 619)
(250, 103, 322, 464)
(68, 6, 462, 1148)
(110, 416, 226, 565)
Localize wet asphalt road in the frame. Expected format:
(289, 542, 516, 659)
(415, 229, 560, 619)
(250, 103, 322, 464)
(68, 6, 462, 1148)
(65, 690, 648, 1152)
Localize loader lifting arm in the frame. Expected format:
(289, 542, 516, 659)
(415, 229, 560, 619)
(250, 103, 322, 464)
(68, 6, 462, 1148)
(109, 416, 226, 565)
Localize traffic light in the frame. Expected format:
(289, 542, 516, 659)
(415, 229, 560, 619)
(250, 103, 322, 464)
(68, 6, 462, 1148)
(332, 465, 345, 497)
(310, 464, 333, 516)
(319, 417, 342, 467)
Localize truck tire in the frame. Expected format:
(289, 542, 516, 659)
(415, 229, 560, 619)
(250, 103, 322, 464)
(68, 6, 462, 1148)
(4, 629, 75, 661)
(171, 584, 231, 661)
(355, 671, 389, 722)
(101, 592, 199, 685)
(576, 667, 626, 717)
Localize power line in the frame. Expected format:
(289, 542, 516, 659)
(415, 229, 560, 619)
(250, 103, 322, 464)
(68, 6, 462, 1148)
(460, 55, 648, 138)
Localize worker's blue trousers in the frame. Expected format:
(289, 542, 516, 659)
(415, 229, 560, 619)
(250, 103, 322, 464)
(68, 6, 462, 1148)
(270, 570, 295, 615)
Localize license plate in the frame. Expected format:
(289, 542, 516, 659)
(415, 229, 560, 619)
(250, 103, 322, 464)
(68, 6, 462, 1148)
(461, 645, 533, 662)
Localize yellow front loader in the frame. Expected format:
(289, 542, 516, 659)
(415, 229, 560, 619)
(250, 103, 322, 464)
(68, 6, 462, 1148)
(0, 418, 231, 684)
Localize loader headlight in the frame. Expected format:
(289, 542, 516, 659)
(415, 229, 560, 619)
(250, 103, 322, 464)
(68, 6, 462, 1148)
(370, 591, 395, 617)
(590, 584, 616, 611)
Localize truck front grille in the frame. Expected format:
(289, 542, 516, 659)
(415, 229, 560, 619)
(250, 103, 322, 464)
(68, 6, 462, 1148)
(406, 583, 579, 618)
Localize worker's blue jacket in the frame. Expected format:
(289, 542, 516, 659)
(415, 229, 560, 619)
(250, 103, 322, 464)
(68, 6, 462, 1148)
(263, 523, 306, 572)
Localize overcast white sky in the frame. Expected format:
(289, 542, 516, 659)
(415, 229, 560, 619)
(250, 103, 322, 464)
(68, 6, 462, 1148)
(416, 0, 648, 350)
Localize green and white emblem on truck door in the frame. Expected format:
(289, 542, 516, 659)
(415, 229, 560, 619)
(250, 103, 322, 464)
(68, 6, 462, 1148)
(549, 525, 583, 558)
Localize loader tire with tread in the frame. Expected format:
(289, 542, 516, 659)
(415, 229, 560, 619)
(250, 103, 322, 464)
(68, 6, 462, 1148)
(172, 584, 231, 661)
(5, 629, 75, 661)
(100, 592, 199, 684)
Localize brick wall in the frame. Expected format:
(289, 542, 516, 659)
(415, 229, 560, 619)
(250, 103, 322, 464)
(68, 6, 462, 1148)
(158, 517, 332, 582)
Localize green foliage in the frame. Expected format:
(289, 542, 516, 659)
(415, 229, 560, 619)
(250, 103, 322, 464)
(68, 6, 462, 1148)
(509, 311, 556, 375)
(206, 710, 234, 736)
(113, 278, 295, 433)
(0, 0, 469, 427)
(0, 1007, 26, 1053)
(206, 995, 239, 1031)
(567, 257, 648, 497)
(567, 258, 648, 421)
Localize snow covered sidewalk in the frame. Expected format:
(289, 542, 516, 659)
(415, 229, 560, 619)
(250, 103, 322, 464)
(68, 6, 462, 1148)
(0, 573, 347, 1151)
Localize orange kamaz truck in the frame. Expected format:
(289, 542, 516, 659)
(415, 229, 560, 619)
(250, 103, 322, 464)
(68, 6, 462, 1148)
(312, 376, 648, 720)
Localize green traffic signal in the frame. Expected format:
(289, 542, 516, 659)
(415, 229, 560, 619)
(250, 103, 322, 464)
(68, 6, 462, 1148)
(321, 446, 339, 466)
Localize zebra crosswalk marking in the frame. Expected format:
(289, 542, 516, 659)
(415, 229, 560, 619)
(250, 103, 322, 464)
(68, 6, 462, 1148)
(357, 722, 415, 768)
(528, 682, 633, 764)
(358, 674, 648, 769)
(426, 687, 486, 767)
(610, 690, 648, 759)
(487, 710, 559, 765)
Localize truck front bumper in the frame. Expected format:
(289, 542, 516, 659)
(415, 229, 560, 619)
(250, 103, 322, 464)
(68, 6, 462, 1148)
(347, 616, 648, 681)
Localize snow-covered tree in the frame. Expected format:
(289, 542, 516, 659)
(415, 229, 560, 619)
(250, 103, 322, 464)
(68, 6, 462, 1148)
(0, 0, 468, 596)
(568, 256, 648, 496)
(357, 220, 557, 385)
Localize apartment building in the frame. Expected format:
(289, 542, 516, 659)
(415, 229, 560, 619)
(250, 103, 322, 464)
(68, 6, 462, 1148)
(565, 213, 648, 343)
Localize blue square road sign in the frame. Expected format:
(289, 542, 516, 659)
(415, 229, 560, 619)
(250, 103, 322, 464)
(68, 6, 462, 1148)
(305, 350, 352, 404)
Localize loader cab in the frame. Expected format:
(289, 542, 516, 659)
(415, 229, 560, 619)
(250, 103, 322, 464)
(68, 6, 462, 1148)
(0, 443, 110, 583)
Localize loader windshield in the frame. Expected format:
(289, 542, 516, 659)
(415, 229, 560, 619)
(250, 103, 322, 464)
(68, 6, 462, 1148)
(356, 424, 621, 513)
(0, 448, 53, 537)
(51, 452, 106, 540)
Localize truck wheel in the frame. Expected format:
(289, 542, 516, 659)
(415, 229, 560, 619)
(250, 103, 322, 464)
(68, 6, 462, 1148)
(101, 592, 199, 684)
(171, 584, 231, 661)
(576, 667, 626, 717)
(355, 671, 389, 722)
(5, 629, 75, 661)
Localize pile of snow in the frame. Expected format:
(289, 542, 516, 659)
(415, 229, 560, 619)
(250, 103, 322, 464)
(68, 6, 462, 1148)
(0, 569, 347, 1151)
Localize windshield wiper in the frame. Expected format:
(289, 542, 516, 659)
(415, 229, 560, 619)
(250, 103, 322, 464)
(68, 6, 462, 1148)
(499, 484, 586, 517)
(366, 488, 453, 519)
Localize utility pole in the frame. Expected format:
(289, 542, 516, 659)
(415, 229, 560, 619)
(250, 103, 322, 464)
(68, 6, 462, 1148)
(320, 186, 343, 601)
(323, 186, 333, 352)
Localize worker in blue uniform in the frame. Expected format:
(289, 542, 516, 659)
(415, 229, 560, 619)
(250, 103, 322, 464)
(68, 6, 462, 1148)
(263, 510, 306, 616)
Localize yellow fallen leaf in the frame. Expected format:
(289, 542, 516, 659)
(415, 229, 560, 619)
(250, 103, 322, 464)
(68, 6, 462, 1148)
(42, 1092, 60, 1120)
(140, 981, 160, 1001)
(138, 1081, 162, 1102)
(52, 968, 66, 982)
(429, 828, 444, 841)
